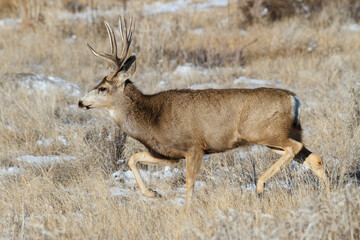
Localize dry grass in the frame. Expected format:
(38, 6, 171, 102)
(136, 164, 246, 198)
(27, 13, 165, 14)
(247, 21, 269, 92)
(0, 0, 359, 239)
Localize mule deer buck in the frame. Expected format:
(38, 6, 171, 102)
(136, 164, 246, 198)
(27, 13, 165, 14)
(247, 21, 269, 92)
(78, 17, 329, 208)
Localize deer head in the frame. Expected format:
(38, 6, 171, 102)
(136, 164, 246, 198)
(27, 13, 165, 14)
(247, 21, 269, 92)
(78, 17, 136, 110)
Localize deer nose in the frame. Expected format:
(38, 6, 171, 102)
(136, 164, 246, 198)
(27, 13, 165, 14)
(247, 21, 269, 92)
(78, 100, 84, 108)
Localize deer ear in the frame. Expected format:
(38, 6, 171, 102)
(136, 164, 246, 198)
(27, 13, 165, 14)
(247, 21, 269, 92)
(115, 55, 136, 84)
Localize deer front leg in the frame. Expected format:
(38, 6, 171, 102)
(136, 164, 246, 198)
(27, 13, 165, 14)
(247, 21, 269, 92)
(185, 148, 204, 210)
(128, 152, 179, 198)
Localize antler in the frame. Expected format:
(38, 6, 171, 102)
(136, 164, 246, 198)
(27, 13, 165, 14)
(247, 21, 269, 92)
(87, 16, 135, 78)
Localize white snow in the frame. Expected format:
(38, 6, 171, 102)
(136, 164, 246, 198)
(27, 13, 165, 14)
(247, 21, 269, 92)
(234, 76, 287, 89)
(307, 41, 318, 52)
(36, 136, 69, 147)
(342, 23, 360, 32)
(158, 80, 168, 88)
(193, 28, 205, 35)
(192, 0, 230, 9)
(1, 1, 231, 31)
(170, 197, 186, 206)
(189, 83, 218, 90)
(244, 183, 257, 191)
(261, 7, 269, 16)
(145, 0, 189, 15)
(0, 167, 21, 176)
(58, 135, 69, 147)
(112, 167, 183, 186)
(17, 73, 83, 97)
(173, 63, 197, 76)
(116, 159, 125, 165)
(234, 76, 268, 86)
(16, 155, 76, 165)
(112, 170, 138, 185)
(145, 0, 231, 15)
(0, 18, 21, 30)
(109, 187, 133, 197)
(36, 138, 54, 147)
(234, 145, 266, 161)
(0, 122, 16, 132)
(110, 167, 210, 203)
(173, 63, 213, 77)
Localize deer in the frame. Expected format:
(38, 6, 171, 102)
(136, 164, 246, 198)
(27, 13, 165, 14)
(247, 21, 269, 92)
(78, 17, 329, 209)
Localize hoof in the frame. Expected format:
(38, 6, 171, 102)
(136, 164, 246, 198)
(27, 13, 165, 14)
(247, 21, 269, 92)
(256, 181, 265, 194)
(143, 188, 162, 198)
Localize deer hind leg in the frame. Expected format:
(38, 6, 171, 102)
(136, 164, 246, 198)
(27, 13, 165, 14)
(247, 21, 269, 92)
(128, 151, 179, 198)
(185, 148, 204, 210)
(257, 139, 303, 194)
(294, 147, 329, 191)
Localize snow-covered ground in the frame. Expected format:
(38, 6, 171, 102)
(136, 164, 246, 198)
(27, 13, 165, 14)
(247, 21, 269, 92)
(16, 73, 83, 97)
(145, 0, 231, 15)
(233, 76, 289, 89)
(16, 155, 76, 165)
(37, 135, 70, 148)
(0, 155, 75, 177)
(0, 18, 21, 30)
(0, 167, 21, 177)
(158, 63, 286, 90)
(0, 0, 320, 206)
(342, 23, 360, 32)
(0, 0, 232, 31)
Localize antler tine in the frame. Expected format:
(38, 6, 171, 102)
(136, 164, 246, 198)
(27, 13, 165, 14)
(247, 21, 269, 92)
(104, 21, 117, 57)
(118, 16, 134, 63)
(87, 21, 120, 67)
(118, 17, 126, 60)
(88, 17, 134, 71)
(87, 43, 118, 67)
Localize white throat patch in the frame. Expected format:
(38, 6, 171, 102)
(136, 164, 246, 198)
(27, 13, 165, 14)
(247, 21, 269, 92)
(108, 109, 117, 119)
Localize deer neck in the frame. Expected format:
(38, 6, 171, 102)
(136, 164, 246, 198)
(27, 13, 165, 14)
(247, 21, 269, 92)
(109, 80, 155, 140)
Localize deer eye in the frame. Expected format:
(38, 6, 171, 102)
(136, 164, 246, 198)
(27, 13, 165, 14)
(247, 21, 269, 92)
(99, 87, 107, 92)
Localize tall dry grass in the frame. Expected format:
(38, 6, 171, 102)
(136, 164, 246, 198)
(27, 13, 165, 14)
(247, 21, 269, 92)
(0, 0, 359, 239)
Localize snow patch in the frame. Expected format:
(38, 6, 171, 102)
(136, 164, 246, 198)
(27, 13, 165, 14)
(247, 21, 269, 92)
(158, 80, 168, 88)
(192, 0, 230, 9)
(16, 155, 76, 165)
(16, 73, 83, 97)
(36, 139, 54, 147)
(193, 28, 205, 35)
(244, 183, 257, 191)
(145, 0, 189, 15)
(234, 145, 266, 161)
(0, 18, 21, 30)
(173, 63, 197, 76)
(58, 135, 69, 147)
(342, 23, 360, 32)
(145, 0, 231, 15)
(307, 41, 318, 52)
(189, 83, 218, 90)
(0, 122, 16, 132)
(0, 167, 21, 176)
(36, 136, 69, 148)
(109, 187, 133, 197)
(234, 76, 268, 86)
(170, 197, 185, 206)
(234, 76, 287, 89)
(116, 159, 126, 165)
(112, 167, 183, 186)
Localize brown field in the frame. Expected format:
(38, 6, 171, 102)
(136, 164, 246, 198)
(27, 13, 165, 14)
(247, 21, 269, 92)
(0, 0, 359, 239)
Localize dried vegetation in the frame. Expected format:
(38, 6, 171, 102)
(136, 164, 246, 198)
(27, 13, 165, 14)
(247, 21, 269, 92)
(0, 0, 359, 239)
